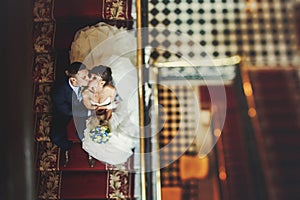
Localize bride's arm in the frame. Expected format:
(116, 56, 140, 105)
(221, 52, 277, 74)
(95, 85, 117, 120)
(82, 89, 98, 110)
(105, 86, 117, 120)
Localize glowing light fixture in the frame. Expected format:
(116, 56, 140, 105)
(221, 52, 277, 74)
(248, 107, 257, 117)
(243, 82, 253, 96)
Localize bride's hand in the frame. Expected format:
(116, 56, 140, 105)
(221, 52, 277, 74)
(95, 101, 119, 111)
(95, 108, 107, 116)
(95, 105, 107, 111)
(95, 106, 107, 117)
(105, 110, 112, 120)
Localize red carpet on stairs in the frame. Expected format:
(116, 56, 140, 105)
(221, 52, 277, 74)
(51, 139, 135, 199)
(54, 0, 135, 199)
(246, 68, 300, 200)
(34, 0, 136, 199)
(199, 85, 256, 200)
(61, 171, 108, 199)
(59, 143, 107, 171)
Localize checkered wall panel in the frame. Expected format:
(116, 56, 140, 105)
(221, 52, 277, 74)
(148, 0, 300, 66)
(158, 84, 200, 186)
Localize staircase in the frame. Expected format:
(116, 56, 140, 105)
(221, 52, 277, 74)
(199, 85, 256, 200)
(36, 129, 135, 199)
(34, 0, 135, 199)
(245, 68, 300, 200)
(199, 68, 300, 200)
(61, 139, 134, 199)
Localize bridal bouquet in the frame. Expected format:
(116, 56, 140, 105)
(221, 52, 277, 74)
(89, 124, 112, 144)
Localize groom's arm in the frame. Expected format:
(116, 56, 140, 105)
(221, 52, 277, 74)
(51, 83, 73, 116)
(52, 82, 88, 117)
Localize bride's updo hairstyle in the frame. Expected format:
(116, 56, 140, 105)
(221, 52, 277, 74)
(90, 65, 112, 86)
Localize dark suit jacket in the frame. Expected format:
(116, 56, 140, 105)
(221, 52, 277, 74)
(51, 78, 88, 118)
(50, 78, 89, 141)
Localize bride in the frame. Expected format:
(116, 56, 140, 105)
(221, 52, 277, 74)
(80, 63, 139, 165)
(69, 22, 139, 165)
(82, 65, 117, 121)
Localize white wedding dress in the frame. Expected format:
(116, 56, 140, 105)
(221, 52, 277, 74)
(82, 104, 138, 165)
(70, 22, 139, 165)
(81, 56, 139, 165)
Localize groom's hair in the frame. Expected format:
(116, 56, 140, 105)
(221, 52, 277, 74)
(65, 62, 87, 77)
(90, 65, 112, 84)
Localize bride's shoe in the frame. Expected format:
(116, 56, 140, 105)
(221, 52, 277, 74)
(88, 155, 96, 168)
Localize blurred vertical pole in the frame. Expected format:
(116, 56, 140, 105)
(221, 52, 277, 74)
(135, 0, 146, 200)
(0, 0, 34, 200)
(152, 65, 162, 200)
(140, 1, 155, 200)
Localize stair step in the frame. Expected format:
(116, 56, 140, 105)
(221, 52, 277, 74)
(254, 93, 296, 101)
(268, 146, 300, 157)
(271, 164, 300, 174)
(54, 0, 102, 20)
(61, 170, 135, 199)
(251, 83, 297, 93)
(61, 171, 108, 199)
(249, 68, 297, 79)
(267, 134, 300, 145)
(249, 69, 300, 100)
(259, 113, 298, 122)
(255, 96, 298, 105)
(62, 199, 136, 200)
(62, 199, 121, 200)
(259, 117, 299, 125)
(260, 120, 300, 129)
(214, 85, 256, 200)
(60, 143, 107, 171)
(245, 68, 300, 200)
(256, 106, 299, 115)
(262, 127, 300, 135)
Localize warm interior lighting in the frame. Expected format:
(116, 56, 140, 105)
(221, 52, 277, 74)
(243, 82, 253, 96)
(214, 129, 222, 137)
(245, 0, 257, 13)
(248, 108, 257, 117)
(162, 187, 182, 200)
(179, 155, 209, 180)
(219, 169, 227, 180)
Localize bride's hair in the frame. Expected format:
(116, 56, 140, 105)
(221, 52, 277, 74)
(90, 65, 112, 85)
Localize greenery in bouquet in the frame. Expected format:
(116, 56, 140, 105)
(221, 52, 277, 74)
(89, 124, 112, 144)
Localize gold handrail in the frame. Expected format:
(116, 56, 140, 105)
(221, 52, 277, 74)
(154, 55, 241, 68)
(135, 0, 146, 200)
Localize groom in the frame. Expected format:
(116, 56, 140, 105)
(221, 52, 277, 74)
(50, 62, 90, 152)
